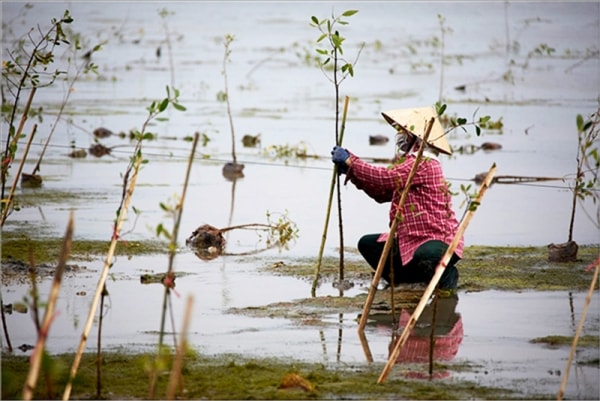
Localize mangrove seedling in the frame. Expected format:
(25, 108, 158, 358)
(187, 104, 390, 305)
(62, 85, 186, 401)
(218, 34, 244, 180)
(1, 9, 73, 218)
(310, 9, 364, 296)
(549, 109, 599, 262)
(185, 211, 299, 261)
(21, 32, 104, 188)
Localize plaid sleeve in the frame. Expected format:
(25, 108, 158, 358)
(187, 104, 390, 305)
(345, 154, 398, 203)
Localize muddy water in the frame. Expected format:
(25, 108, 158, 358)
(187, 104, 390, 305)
(2, 1, 599, 399)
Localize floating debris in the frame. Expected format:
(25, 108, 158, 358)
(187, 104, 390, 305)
(89, 143, 111, 157)
(270, 261, 286, 269)
(186, 224, 226, 260)
(140, 272, 177, 287)
(222, 162, 245, 180)
(3, 302, 28, 314)
(68, 148, 87, 158)
(93, 127, 113, 138)
(548, 240, 578, 263)
(369, 134, 389, 145)
(242, 134, 261, 147)
(18, 344, 35, 352)
(332, 279, 354, 291)
(480, 142, 502, 151)
(20, 173, 42, 188)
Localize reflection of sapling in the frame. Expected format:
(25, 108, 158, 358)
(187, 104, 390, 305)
(218, 34, 245, 180)
(549, 110, 599, 262)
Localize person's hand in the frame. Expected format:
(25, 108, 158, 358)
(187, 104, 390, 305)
(331, 146, 350, 174)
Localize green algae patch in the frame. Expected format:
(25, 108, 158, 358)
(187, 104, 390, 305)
(458, 245, 599, 291)
(2, 230, 598, 293)
(228, 287, 425, 321)
(2, 233, 168, 263)
(530, 335, 599, 348)
(261, 245, 599, 292)
(1, 351, 522, 400)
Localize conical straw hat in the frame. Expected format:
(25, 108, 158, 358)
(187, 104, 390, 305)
(381, 107, 452, 155)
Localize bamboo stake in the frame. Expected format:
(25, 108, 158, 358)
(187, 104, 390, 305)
(357, 118, 434, 332)
(358, 329, 374, 363)
(23, 212, 74, 400)
(1, 124, 37, 227)
(62, 156, 143, 401)
(378, 163, 496, 384)
(557, 259, 599, 400)
(312, 96, 350, 297)
(149, 133, 199, 399)
(166, 295, 194, 400)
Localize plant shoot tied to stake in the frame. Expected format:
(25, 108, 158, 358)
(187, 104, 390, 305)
(310, 10, 363, 296)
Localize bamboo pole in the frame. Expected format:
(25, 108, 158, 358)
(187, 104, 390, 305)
(166, 295, 194, 400)
(378, 163, 496, 384)
(62, 156, 143, 401)
(23, 212, 74, 400)
(557, 258, 599, 400)
(149, 132, 199, 399)
(357, 118, 434, 332)
(1, 124, 37, 227)
(311, 96, 350, 297)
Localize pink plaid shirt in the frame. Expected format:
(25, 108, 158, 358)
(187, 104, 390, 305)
(345, 152, 463, 264)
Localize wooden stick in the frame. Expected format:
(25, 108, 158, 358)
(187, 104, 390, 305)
(166, 295, 194, 400)
(23, 212, 74, 400)
(357, 118, 434, 332)
(378, 163, 496, 384)
(62, 156, 143, 401)
(358, 328, 374, 362)
(149, 133, 199, 399)
(557, 259, 599, 400)
(312, 95, 350, 297)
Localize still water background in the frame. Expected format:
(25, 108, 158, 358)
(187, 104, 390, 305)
(2, 2, 599, 398)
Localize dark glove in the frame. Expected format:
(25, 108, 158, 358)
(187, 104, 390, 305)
(331, 146, 350, 174)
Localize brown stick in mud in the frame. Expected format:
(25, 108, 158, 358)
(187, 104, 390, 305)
(23, 213, 74, 400)
(62, 156, 143, 401)
(557, 258, 599, 400)
(166, 295, 194, 400)
(377, 163, 496, 384)
(357, 118, 434, 333)
(312, 95, 350, 297)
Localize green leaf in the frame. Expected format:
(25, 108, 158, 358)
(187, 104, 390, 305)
(311, 16, 319, 24)
(576, 114, 584, 131)
(342, 10, 359, 17)
(158, 98, 169, 112)
(173, 103, 186, 111)
(436, 103, 447, 116)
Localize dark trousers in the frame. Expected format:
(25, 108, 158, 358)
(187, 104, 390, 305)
(357, 234, 460, 289)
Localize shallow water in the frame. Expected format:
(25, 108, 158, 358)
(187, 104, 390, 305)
(1, 1, 599, 399)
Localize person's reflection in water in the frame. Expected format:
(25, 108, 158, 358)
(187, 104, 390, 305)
(374, 292, 463, 379)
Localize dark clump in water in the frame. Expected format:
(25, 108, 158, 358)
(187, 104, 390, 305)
(186, 224, 226, 260)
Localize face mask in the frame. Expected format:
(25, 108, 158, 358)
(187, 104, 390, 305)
(395, 133, 419, 154)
